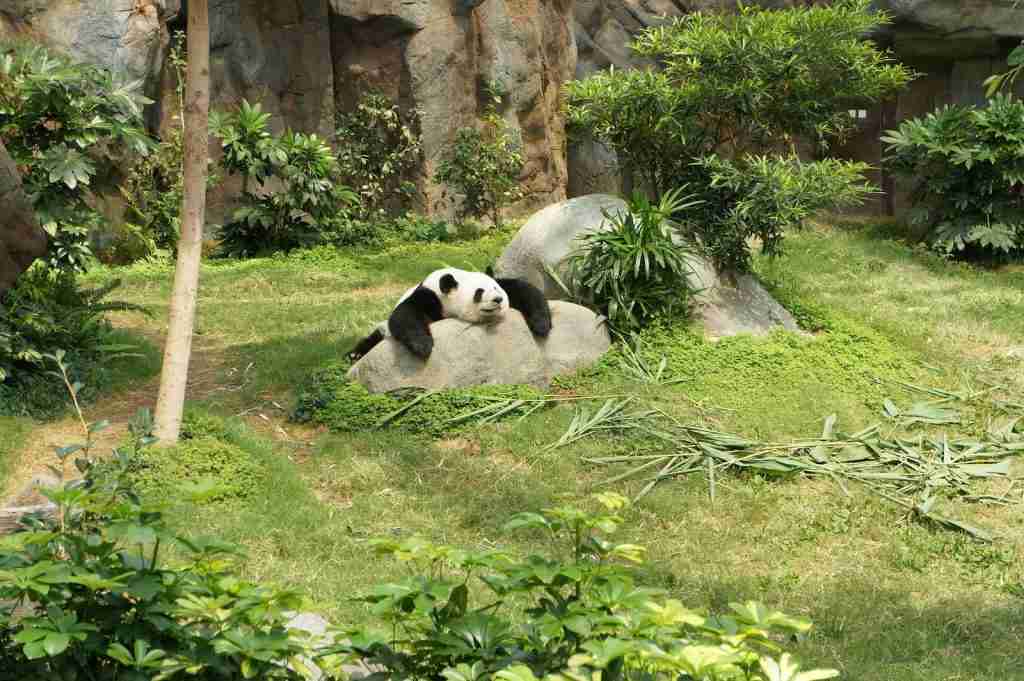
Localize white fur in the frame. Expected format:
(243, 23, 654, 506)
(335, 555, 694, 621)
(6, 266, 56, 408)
(397, 267, 509, 324)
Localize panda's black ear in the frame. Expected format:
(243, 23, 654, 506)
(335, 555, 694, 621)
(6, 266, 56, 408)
(485, 265, 495, 277)
(439, 273, 458, 295)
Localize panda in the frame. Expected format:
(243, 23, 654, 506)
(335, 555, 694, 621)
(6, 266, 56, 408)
(349, 266, 552, 361)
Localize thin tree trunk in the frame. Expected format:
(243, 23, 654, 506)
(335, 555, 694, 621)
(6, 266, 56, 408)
(154, 0, 210, 444)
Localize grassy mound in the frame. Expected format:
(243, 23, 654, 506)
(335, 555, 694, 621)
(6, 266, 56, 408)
(129, 435, 265, 503)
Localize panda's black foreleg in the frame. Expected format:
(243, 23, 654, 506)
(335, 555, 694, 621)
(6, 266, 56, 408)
(496, 277, 552, 337)
(348, 328, 385, 361)
(389, 287, 445, 360)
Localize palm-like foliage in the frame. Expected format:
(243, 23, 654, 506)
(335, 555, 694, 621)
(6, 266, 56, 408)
(567, 188, 700, 333)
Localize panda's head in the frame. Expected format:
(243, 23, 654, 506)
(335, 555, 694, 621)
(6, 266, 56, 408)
(432, 268, 509, 324)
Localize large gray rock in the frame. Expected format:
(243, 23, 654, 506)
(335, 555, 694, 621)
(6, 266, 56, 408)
(0, 141, 46, 295)
(347, 302, 611, 393)
(494, 194, 801, 339)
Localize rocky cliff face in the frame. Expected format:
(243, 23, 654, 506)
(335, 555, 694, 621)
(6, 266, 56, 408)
(325, 0, 576, 213)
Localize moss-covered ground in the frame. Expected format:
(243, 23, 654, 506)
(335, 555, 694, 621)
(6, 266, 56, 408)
(3, 217, 1024, 680)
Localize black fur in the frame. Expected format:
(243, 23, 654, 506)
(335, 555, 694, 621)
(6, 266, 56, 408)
(348, 328, 385, 361)
(388, 286, 445, 360)
(485, 266, 552, 337)
(496, 277, 552, 337)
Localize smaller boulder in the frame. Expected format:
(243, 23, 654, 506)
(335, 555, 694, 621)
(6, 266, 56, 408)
(495, 194, 801, 339)
(347, 302, 611, 393)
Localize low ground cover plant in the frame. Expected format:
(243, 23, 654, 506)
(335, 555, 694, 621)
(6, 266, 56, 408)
(292, 365, 548, 436)
(883, 93, 1024, 259)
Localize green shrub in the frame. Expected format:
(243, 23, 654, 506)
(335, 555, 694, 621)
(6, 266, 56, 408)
(329, 493, 836, 681)
(0, 267, 148, 418)
(693, 155, 875, 272)
(386, 212, 455, 243)
(180, 407, 230, 441)
(0, 40, 153, 273)
(0, 364, 318, 680)
(435, 112, 524, 229)
(128, 436, 264, 503)
(566, 188, 700, 333)
(292, 364, 546, 436)
(882, 94, 1024, 259)
(335, 92, 421, 221)
(565, 0, 911, 272)
(211, 101, 360, 257)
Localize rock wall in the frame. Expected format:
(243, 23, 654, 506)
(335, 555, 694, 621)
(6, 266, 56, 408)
(326, 0, 576, 214)
(0, 141, 46, 294)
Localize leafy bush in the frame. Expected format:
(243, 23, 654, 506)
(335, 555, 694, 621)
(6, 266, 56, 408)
(0, 358, 320, 680)
(565, 0, 911, 271)
(180, 407, 231, 441)
(335, 92, 421, 220)
(211, 101, 359, 257)
(566, 189, 700, 333)
(694, 156, 875, 272)
(0, 41, 153, 273)
(0, 267, 148, 418)
(330, 493, 836, 681)
(127, 436, 265, 504)
(882, 94, 1024, 259)
(386, 212, 455, 243)
(435, 112, 524, 229)
(292, 365, 546, 435)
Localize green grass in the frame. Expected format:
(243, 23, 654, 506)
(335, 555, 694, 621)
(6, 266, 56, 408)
(56, 218, 1024, 680)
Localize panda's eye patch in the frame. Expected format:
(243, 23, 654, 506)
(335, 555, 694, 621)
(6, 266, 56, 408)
(473, 288, 484, 303)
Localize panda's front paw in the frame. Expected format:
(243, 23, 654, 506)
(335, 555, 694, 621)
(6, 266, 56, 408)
(526, 312, 552, 338)
(406, 335, 434, 360)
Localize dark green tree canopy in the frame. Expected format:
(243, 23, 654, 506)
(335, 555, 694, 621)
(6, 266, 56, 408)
(565, 0, 914, 271)
(566, 0, 912, 196)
